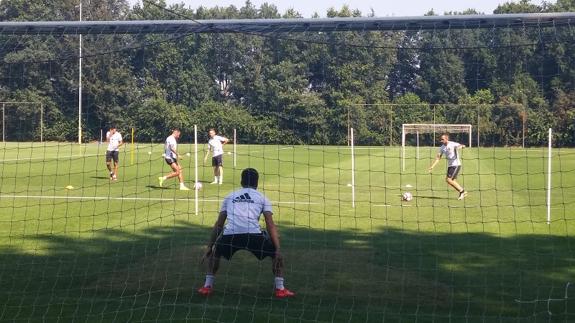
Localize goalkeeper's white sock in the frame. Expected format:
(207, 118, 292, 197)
(274, 277, 284, 290)
(180, 182, 186, 188)
(204, 275, 214, 288)
(214, 176, 218, 182)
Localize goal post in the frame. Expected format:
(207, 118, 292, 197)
(402, 123, 472, 171)
(1, 101, 44, 142)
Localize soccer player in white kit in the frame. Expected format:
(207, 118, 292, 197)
(428, 133, 468, 200)
(105, 126, 123, 181)
(198, 168, 295, 298)
(158, 129, 189, 190)
(204, 128, 229, 184)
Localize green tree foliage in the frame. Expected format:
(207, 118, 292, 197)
(0, 0, 574, 146)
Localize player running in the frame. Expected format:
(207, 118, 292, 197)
(204, 128, 229, 185)
(158, 129, 190, 190)
(428, 133, 468, 200)
(198, 168, 295, 298)
(105, 126, 123, 181)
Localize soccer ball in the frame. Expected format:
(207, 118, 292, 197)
(402, 192, 413, 202)
(193, 182, 203, 190)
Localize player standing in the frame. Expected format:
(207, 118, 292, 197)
(158, 129, 190, 190)
(204, 128, 229, 185)
(198, 168, 295, 298)
(428, 133, 468, 200)
(105, 126, 123, 181)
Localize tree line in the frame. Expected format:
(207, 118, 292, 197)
(1, 0, 574, 146)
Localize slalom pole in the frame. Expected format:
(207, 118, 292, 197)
(547, 128, 552, 225)
(131, 127, 134, 166)
(351, 127, 355, 208)
(233, 128, 237, 168)
(194, 125, 198, 216)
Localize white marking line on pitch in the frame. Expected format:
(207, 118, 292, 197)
(0, 154, 100, 163)
(373, 204, 412, 207)
(0, 195, 320, 205)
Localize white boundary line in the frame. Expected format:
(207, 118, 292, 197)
(0, 194, 320, 205)
(1, 154, 100, 163)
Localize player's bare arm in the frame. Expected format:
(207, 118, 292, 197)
(263, 211, 281, 255)
(428, 153, 442, 172)
(203, 143, 213, 162)
(205, 211, 227, 256)
(170, 146, 179, 159)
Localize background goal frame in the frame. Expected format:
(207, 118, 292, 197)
(402, 123, 472, 171)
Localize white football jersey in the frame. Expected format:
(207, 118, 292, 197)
(106, 132, 122, 152)
(439, 141, 462, 167)
(164, 135, 178, 159)
(220, 188, 273, 235)
(208, 135, 226, 157)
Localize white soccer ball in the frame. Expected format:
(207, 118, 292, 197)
(402, 192, 413, 202)
(186, 152, 191, 156)
(193, 182, 203, 190)
(148, 151, 152, 155)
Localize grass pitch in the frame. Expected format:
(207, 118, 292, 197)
(0, 142, 573, 322)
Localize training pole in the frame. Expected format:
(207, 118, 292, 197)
(194, 124, 198, 216)
(233, 128, 237, 168)
(547, 128, 552, 225)
(351, 127, 355, 208)
(401, 124, 406, 172)
(131, 127, 134, 165)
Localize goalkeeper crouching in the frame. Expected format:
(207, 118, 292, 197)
(198, 168, 295, 298)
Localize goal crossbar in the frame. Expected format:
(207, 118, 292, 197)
(0, 13, 574, 35)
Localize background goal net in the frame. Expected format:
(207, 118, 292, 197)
(0, 2, 574, 322)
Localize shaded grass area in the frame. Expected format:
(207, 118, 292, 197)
(0, 143, 574, 321)
(0, 224, 573, 322)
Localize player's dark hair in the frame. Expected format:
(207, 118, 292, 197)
(241, 168, 259, 189)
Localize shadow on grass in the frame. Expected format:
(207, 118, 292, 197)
(146, 185, 169, 190)
(90, 176, 111, 180)
(0, 222, 573, 322)
(414, 195, 447, 200)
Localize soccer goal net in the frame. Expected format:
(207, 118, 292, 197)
(0, 3, 574, 322)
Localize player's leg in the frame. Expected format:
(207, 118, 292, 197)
(199, 235, 235, 295)
(217, 156, 223, 184)
(166, 161, 180, 179)
(198, 252, 220, 296)
(176, 163, 189, 190)
(105, 152, 114, 179)
(249, 232, 295, 298)
(210, 157, 218, 184)
(159, 159, 185, 188)
(446, 166, 467, 199)
(112, 152, 119, 180)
